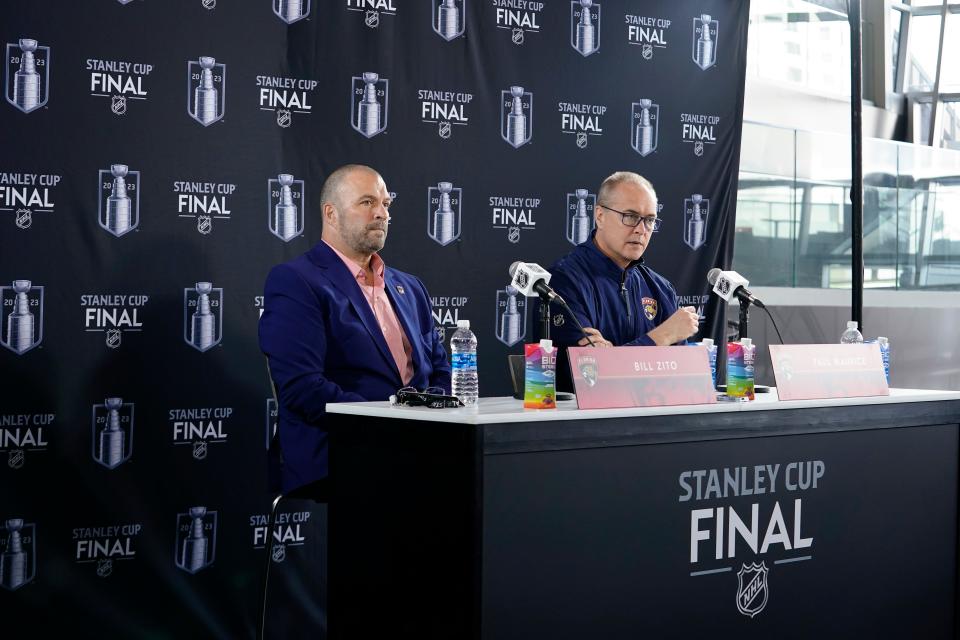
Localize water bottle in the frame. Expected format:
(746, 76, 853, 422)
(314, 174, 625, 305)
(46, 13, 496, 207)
(450, 319, 478, 406)
(878, 336, 891, 383)
(840, 320, 863, 344)
(701, 338, 718, 388)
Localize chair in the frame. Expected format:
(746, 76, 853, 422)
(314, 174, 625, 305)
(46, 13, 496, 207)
(257, 359, 328, 640)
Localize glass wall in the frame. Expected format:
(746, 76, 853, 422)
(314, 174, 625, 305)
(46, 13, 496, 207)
(735, 121, 960, 290)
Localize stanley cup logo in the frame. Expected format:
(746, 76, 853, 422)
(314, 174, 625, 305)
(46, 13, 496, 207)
(98, 165, 141, 237)
(495, 286, 526, 346)
(268, 174, 305, 242)
(183, 282, 223, 352)
(351, 72, 389, 138)
(1, 280, 44, 355)
(630, 99, 659, 156)
(175, 507, 217, 573)
(501, 86, 533, 148)
(433, 0, 466, 41)
(187, 56, 226, 126)
(273, 0, 311, 24)
(571, 0, 601, 57)
(693, 14, 719, 70)
(683, 194, 709, 250)
(566, 189, 595, 246)
(5, 39, 50, 113)
(427, 181, 462, 246)
(0, 519, 35, 590)
(92, 398, 135, 469)
(266, 398, 277, 450)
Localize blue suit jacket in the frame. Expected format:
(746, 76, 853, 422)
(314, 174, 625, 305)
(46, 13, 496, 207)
(259, 241, 451, 492)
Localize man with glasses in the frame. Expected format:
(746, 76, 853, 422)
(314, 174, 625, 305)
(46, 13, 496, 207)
(542, 172, 699, 387)
(259, 164, 451, 493)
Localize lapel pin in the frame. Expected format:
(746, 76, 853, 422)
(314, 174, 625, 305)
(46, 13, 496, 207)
(395, 284, 405, 295)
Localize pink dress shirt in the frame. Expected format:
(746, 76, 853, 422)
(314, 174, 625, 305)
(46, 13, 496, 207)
(324, 240, 415, 386)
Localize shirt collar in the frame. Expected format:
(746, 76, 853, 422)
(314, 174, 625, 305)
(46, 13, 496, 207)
(582, 229, 644, 276)
(323, 239, 385, 282)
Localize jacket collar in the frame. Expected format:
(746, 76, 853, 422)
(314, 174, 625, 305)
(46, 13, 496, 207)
(579, 230, 644, 278)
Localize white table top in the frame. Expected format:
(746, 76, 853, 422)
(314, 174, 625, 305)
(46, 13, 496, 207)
(325, 388, 960, 425)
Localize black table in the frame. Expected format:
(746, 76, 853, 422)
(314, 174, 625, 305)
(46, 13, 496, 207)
(326, 389, 960, 639)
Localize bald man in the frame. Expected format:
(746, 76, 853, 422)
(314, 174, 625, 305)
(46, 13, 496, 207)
(541, 171, 699, 389)
(259, 165, 451, 493)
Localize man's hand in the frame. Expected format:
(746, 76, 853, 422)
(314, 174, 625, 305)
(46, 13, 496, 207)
(647, 306, 700, 346)
(577, 327, 613, 348)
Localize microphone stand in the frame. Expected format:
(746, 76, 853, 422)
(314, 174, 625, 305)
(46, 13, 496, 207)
(738, 299, 750, 340)
(539, 294, 551, 340)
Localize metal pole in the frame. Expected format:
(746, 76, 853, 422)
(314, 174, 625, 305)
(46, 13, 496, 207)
(849, 0, 864, 333)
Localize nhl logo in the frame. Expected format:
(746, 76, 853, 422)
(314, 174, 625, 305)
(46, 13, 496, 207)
(98, 165, 141, 238)
(5, 39, 51, 114)
(642, 43, 653, 60)
(630, 99, 659, 156)
(105, 328, 122, 349)
(577, 355, 598, 386)
(0, 280, 44, 355)
(736, 562, 769, 618)
(187, 56, 226, 126)
(96, 559, 113, 578)
(365, 10, 380, 28)
(14, 208, 31, 229)
(197, 215, 212, 235)
(92, 397, 135, 470)
(268, 174, 305, 242)
(693, 14, 719, 70)
(501, 85, 533, 148)
(351, 72, 389, 138)
(576, 132, 588, 148)
(683, 194, 709, 251)
(438, 121, 452, 139)
(433, 0, 466, 41)
(193, 441, 208, 460)
(495, 286, 527, 347)
(175, 506, 217, 573)
(570, 0, 601, 57)
(507, 226, 521, 243)
(276, 108, 291, 128)
(694, 141, 704, 157)
(184, 282, 223, 352)
(427, 182, 462, 246)
(8, 449, 24, 469)
(553, 313, 565, 327)
(512, 28, 525, 45)
(273, 0, 311, 24)
(111, 94, 127, 115)
(202, 0, 216, 9)
(0, 519, 36, 590)
(271, 543, 286, 563)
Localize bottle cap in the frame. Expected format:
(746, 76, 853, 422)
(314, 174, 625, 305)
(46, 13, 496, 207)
(701, 338, 714, 347)
(847, 320, 858, 330)
(456, 320, 470, 329)
(741, 337, 752, 347)
(539, 339, 553, 352)
(878, 336, 888, 345)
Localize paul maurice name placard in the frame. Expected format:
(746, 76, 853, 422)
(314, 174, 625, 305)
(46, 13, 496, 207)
(770, 344, 889, 401)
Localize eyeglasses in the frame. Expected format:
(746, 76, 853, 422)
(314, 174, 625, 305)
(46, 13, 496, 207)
(597, 204, 662, 232)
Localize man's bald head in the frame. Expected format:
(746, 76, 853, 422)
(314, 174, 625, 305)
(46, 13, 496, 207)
(320, 164, 381, 216)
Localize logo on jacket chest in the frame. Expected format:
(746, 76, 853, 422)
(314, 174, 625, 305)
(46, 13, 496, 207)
(642, 296, 657, 321)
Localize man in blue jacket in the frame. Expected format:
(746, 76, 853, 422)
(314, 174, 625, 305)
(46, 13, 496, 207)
(259, 164, 451, 493)
(544, 171, 700, 389)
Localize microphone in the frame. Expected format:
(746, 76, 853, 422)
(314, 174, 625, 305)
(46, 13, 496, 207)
(707, 268, 765, 308)
(508, 261, 565, 303)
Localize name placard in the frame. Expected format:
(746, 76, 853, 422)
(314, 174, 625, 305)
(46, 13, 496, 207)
(769, 344, 889, 401)
(568, 346, 716, 410)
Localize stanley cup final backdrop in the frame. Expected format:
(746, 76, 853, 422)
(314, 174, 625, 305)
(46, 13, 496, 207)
(1, 0, 748, 636)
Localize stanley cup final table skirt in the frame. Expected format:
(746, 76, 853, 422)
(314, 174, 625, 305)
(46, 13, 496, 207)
(325, 389, 960, 640)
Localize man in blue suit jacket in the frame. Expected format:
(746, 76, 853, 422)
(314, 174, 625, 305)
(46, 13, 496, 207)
(259, 164, 451, 493)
